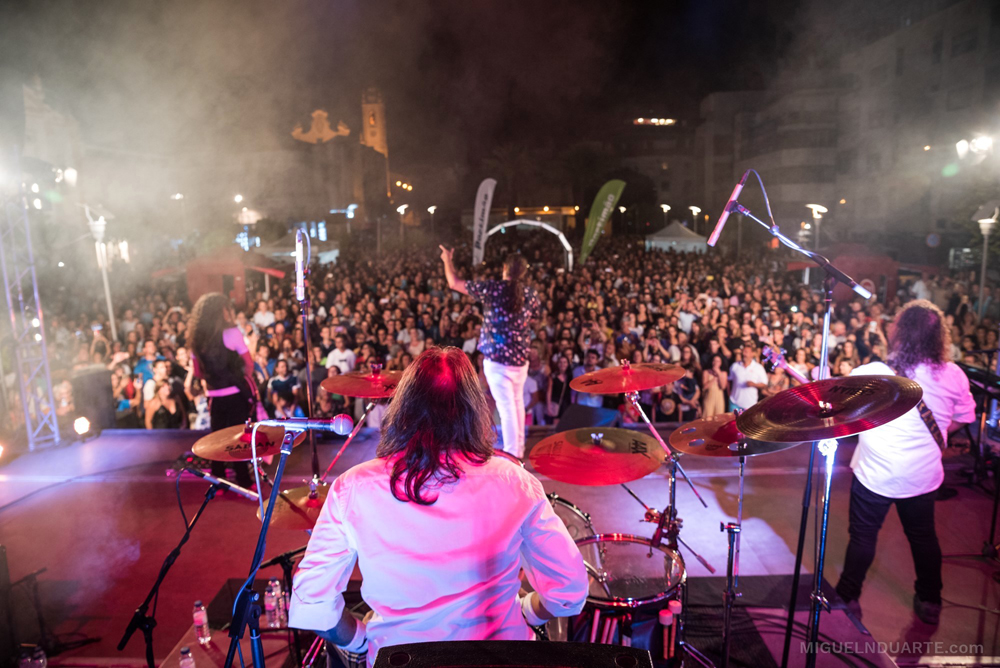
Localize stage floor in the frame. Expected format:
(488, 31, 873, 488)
(2, 427, 999, 666)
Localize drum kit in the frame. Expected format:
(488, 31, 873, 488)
(185, 357, 921, 668)
(526, 359, 921, 667)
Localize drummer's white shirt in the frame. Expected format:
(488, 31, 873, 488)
(289, 454, 588, 667)
(849, 361, 975, 498)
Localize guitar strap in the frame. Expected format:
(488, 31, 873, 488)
(889, 365, 946, 450)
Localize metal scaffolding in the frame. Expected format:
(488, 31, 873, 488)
(0, 175, 60, 450)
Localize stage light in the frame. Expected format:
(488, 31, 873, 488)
(170, 193, 184, 200)
(514, 207, 519, 213)
(395, 180, 402, 187)
(574, 206, 580, 211)
(619, 206, 626, 214)
(32, 198, 42, 210)
(57, 261, 65, 267)
(31, 183, 39, 193)
(31, 317, 39, 327)
(543, 206, 549, 212)
(63, 167, 78, 187)
(971, 136, 993, 154)
(956, 139, 970, 159)
(74, 416, 91, 435)
(839, 198, 846, 204)
(234, 194, 243, 203)
(923, 145, 931, 151)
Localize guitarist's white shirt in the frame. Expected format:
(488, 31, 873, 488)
(850, 361, 975, 498)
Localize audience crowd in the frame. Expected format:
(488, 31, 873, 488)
(29, 232, 1000, 433)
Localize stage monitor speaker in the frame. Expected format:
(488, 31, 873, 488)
(71, 364, 116, 431)
(372, 641, 652, 668)
(556, 404, 621, 431)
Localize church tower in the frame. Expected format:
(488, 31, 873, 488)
(360, 88, 388, 158)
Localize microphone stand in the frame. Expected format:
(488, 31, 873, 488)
(297, 259, 320, 479)
(728, 200, 867, 668)
(118, 483, 221, 668)
(223, 430, 298, 668)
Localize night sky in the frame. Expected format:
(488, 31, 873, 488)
(2, 0, 854, 180)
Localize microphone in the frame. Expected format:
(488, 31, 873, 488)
(183, 466, 259, 501)
(708, 170, 749, 247)
(295, 230, 306, 302)
(258, 414, 354, 436)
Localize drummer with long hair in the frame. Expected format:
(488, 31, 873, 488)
(289, 347, 586, 666)
(188, 293, 256, 489)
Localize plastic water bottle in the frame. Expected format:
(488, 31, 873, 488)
(179, 646, 195, 668)
(193, 600, 211, 645)
(265, 578, 285, 627)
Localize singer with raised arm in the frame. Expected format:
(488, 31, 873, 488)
(188, 293, 256, 490)
(439, 245, 540, 459)
(289, 347, 587, 667)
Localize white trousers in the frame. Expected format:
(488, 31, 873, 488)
(483, 358, 529, 458)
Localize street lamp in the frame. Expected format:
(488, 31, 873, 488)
(78, 204, 118, 342)
(805, 204, 828, 250)
(974, 203, 1000, 319)
(427, 205, 437, 239)
(688, 206, 701, 232)
(660, 204, 671, 226)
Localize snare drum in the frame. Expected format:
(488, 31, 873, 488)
(547, 493, 595, 540)
(575, 533, 685, 610)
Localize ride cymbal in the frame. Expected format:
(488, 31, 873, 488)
(320, 370, 402, 398)
(669, 413, 803, 457)
(258, 480, 329, 530)
(735, 375, 922, 443)
(569, 361, 685, 395)
(192, 423, 306, 462)
(529, 427, 667, 486)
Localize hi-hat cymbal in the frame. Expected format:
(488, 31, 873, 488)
(192, 423, 306, 462)
(529, 428, 667, 486)
(669, 413, 803, 458)
(320, 370, 403, 398)
(258, 481, 329, 530)
(736, 375, 923, 443)
(569, 362, 685, 395)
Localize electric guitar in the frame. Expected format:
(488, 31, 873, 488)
(761, 345, 810, 386)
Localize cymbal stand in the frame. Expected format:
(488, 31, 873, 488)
(223, 429, 298, 668)
(720, 444, 747, 668)
(625, 391, 708, 510)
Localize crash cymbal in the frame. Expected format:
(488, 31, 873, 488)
(736, 375, 923, 443)
(529, 428, 667, 486)
(320, 369, 403, 398)
(192, 423, 306, 462)
(258, 480, 329, 530)
(669, 413, 803, 458)
(569, 361, 685, 395)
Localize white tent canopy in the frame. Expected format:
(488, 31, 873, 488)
(486, 219, 574, 271)
(645, 221, 708, 254)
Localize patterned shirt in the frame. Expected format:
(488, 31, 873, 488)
(466, 280, 541, 367)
